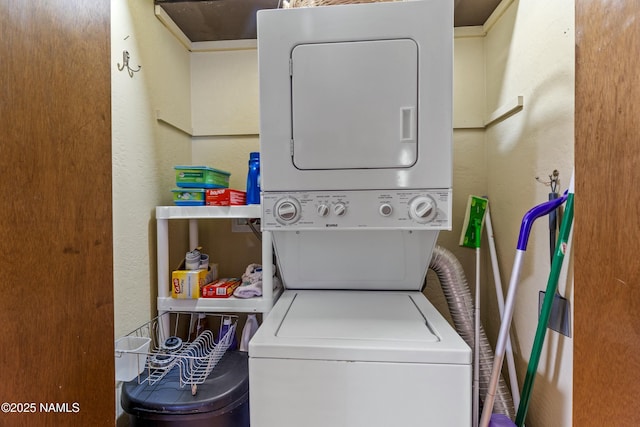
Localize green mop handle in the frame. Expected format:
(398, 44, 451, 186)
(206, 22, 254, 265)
(515, 190, 574, 426)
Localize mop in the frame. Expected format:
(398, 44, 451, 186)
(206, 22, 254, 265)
(515, 173, 574, 426)
(479, 192, 568, 427)
(459, 196, 488, 427)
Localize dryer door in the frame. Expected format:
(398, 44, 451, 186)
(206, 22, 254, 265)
(291, 39, 418, 170)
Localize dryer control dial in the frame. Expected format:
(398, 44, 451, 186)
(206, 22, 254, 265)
(317, 204, 330, 217)
(275, 198, 301, 224)
(409, 196, 437, 223)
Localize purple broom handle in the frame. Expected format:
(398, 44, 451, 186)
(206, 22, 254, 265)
(516, 192, 567, 251)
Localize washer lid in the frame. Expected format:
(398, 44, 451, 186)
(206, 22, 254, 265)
(250, 290, 471, 364)
(278, 291, 437, 342)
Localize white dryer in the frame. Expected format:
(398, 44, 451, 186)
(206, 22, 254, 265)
(250, 1, 471, 426)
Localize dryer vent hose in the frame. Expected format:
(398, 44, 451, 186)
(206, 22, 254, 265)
(430, 245, 515, 420)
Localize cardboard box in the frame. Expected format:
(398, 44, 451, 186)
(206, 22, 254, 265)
(171, 248, 218, 298)
(206, 189, 246, 206)
(171, 269, 209, 299)
(201, 278, 242, 298)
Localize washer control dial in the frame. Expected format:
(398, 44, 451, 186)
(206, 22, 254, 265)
(379, 203, 393, 217)
(274, 198, 301, 224)
(333, 202, 347, 217)
(409, 196, 437, 223)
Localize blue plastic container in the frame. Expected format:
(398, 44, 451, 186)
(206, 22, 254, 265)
(172, 188, 206, 206)
(246, 152, 260, 205)
(175, 166, 230, 189)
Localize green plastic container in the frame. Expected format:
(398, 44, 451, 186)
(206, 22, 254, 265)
(172, 188, 206, 206)
(175, 166, 230, 189)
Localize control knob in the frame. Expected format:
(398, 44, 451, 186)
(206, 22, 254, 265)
(409, 196, 437, 223)
(317, 204, 330, 217)
(274, 198, 301, 224)
(333, 202, 347, 217)
(379, 203, 393, 217)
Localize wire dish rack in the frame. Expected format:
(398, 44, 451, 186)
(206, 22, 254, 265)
(284, 0, 403, 8)
(115, 312, 238, 395)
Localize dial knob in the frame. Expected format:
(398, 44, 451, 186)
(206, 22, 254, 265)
(317, 204, 330, 217)
(275, 198, 301, 224)
(409, 196, 437, 223)
(379, 203, 393, 217)
(333, 202, 347, 216)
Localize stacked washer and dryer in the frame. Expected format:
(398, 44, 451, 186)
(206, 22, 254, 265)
(249, 1, 472, 426)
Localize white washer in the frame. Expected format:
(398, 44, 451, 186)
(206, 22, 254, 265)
(249, 290, 471, 427)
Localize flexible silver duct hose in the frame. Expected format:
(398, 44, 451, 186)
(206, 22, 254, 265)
(430, 245, 515, 420)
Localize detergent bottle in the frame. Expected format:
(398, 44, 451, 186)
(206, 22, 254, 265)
(246, 152, 260, 205)
(240, 314, 259, 352)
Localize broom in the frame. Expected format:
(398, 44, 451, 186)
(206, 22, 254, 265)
(515, 172, 574, 426)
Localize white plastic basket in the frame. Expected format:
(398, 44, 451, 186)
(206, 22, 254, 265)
(115, 336, 151, 381)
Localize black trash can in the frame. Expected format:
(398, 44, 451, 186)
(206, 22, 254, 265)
(121, 351, 249, 427)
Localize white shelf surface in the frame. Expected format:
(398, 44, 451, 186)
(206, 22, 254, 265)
(156, 204, 261, 220)
(158, 287, 283, 314)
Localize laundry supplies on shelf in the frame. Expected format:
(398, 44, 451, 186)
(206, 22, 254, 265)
(245, 152, 260, 205)
(206, 188, 246, 206)
(175, 166, 230, 189)
(234, 263, 280, 299)
(172, 165, 233, 206)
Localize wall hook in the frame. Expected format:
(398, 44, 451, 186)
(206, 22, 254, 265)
(117, 50, 141, 78)
(535, 169, 560, 192)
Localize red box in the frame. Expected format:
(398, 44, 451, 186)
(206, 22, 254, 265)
(201, 278, 242, 298)
(205, 189, 246, 206)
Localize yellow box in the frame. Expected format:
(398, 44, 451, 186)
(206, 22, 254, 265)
(171, 269, 208, 299)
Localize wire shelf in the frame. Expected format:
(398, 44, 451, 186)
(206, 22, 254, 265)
(115, 312, 237, 395)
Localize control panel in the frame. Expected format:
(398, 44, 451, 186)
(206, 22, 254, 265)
(262, 189, 451, 230)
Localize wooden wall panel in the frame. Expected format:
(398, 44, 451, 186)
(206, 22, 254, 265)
(574, 1, 640, 425)
(0, 1, 113, 425)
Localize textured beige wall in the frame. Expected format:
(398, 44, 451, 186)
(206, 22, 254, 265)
(484, 1, 574, 426)
(112, 0, 191, 338)
(112, 0, 193, 420)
